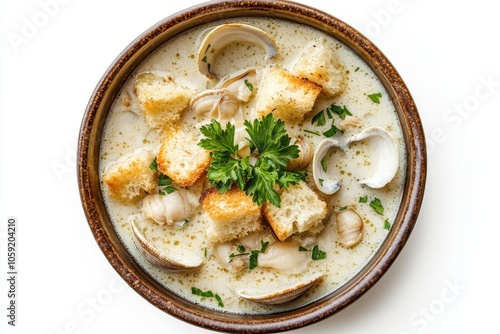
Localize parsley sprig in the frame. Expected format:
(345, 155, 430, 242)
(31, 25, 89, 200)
(149, 157, 176, 195)
(198, 114, 306, 207)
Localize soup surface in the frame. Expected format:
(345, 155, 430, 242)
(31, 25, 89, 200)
(99, 17, 406, 314)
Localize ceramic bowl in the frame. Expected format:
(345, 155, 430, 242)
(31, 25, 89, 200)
(78, 0, 426, 332)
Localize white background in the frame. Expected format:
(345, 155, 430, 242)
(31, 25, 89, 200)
(1, 0, 498, 333)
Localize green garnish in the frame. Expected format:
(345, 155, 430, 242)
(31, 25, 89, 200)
(150, 157, 177, 195)
(298, 246, 309, 252)
(370, 198, 384, 215)
(359, 195, 368, 203)
(202, 55, 208, 63)
(198, 114, 306, 207)
(368, 92, 382, 104)
(311, 109, 326, 126)
(339, 206, 348, 211)
(355, 67, 360, 72)
(304, 129, 321, 136)
(320, 155, 328, 172)
(249, 240, 269, 270)
(191, 287, 224, 308)
(323, 120, 342, 138)
(311, 245, 327, 260)
(329, 104, 352, 120)
(384, 219, 391, 230)
(244, 79, 253, 92)
(310, 103, 351, 137)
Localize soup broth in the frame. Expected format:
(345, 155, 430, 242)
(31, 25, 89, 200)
(99, 17, 406, 314)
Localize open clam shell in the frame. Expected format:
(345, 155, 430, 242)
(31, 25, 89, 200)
(237, 273, 323, 305)
(197, 24, 277, 79)
(130, 216, 203, 271)
(346, 126, 399, 188)
(312, 138, 342, 194)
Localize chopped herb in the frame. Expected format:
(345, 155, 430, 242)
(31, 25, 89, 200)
(149, 157, 159, 171)
(237, 245, 246, 253)
(311, 245, 327, 260)
(323, 120, 342, 138)
(215, 294, 224, 308)
(370, 198, 384, 215)
(318, 178, 324, 186)
(298, 246, 309, 252)
(339, 206, 348, 211)
(192, 287, 224, 308)
(320, 155, 328, 172)
(202, 55, 207, 63)
(384, 219, 391, 230)
(311, 109, 326, 126)
(204, 247, 208, 257)
(329, 104, 352, 120)
(304, 129, 321, 136)
(192, 287, 214, 298)
(368, 92, 383, 104)
(150, 158, 177, 195)
(359, 195, 368, 203)
(204, 44, 211, 54)
(244, 79, 253, 92)
(249, 240, 269, 270)
(355, 67, 360, 72)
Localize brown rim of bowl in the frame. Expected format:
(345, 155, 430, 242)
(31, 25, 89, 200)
(77, 0, 427, 332)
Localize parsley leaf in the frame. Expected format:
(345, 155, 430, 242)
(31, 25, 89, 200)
(368, 92, 382, 104)
(370, 197, 384, 215)
(384, 219, 391, 230)
(198, 114, 305, 207)
(311, 245, 327, 260)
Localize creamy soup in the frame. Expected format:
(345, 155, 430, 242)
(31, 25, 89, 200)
(99, 17, 406, 314)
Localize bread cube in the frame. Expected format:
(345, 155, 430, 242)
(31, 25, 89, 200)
(157, 128, 210, 187)
(255, 65, 322, 123)
(134, 72, 194, 130)
(102, 148, 157, 203)
(292, 39, 346, 97)
(262, 181, 327, 241)
(201, 187, 263, 244)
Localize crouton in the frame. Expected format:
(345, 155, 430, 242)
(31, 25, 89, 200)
(102, 148, 157, 204)
(255, 65, 322, 123)
(292, 39, 346, 97)
(262, 181, 327, 241)
(157, 128, 210, 187)
(134, 72, 194, 130)
(201, 187, 263, 244)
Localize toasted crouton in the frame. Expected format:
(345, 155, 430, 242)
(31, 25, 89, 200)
(201, 187, 263, 244)
(262, 181, 327, 241)
(103, 148, 157, 204)
(134, 72, 194, 130)
(157, 128, 210, 187)
(292, 39, 346, 97)
(255, 65, 322, 123)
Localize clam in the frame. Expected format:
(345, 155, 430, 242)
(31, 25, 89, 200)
(130, 215, 203, 271)
(312, 138, 343, 194)
(287, 136, 312, 171)
(336, 209, 363, 248)
(346, 127, 399, 188)
(218, 68, 257, 102)
(198, 24, 277, 79)
(237, 272, 323, 305)
(189, 88, 240, 121)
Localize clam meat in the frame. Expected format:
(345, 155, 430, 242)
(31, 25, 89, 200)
(335, 209, 364, 248)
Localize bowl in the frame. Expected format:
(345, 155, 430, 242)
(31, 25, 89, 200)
(77, 0, 426, 332)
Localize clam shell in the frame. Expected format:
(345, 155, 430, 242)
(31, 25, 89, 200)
(346, 126, 399, 188)
(197, 24, 277, 79)
(312, 138, 342, 194)
(237, 273, 322, 305)
(130, 216, 203, 271)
